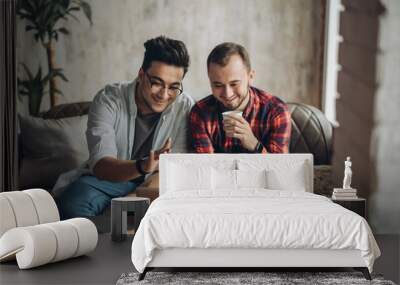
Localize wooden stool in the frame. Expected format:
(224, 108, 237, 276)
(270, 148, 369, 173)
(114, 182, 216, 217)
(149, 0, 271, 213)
(111, 197, 150, 242)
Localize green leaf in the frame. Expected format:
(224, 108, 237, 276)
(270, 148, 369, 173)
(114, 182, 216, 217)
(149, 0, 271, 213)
(54, 88, 64, 96)
(17, 11, 31, 19)
(19, 63, 33, 80)
(51, 69, 69, 82)
(68, 6, 81, 12)
(17, 62, 45, 115)
(51, 68, 63, 72)
(80, 1, 93, 25)
(36, 66, 42, 81)
(42, 75, 50, 85)
(60, 0, 71, 10)
(58, 27, 70, 35)
(57, 73, 69, 82)
(56, 4, 68, 17)
(66, 11, 80, 22)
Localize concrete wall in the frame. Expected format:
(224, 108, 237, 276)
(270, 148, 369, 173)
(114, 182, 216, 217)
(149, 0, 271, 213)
(16, 0, 324, 114)
(333, 0, 380, 201)
(334, 0, 400, 234)
(369, 0, 400, 234)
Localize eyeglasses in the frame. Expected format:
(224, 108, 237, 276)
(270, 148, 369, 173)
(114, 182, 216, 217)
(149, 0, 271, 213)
(145, 72, 183, 97)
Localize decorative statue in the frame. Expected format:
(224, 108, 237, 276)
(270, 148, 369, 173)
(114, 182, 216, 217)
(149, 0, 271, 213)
(342, 156, 352, 189)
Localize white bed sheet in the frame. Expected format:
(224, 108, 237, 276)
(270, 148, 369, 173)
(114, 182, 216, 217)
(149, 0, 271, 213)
(131, 190, 380, 273)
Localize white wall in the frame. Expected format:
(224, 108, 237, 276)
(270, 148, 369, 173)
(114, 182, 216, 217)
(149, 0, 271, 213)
(16, 0, 324, 114)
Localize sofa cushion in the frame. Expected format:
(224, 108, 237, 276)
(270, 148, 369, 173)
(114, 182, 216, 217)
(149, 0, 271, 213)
(18, 115, 89, 189)
(40, 102, 91, 119)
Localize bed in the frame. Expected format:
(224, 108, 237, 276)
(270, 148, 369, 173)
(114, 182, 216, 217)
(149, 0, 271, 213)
(131, 154, 380, 280)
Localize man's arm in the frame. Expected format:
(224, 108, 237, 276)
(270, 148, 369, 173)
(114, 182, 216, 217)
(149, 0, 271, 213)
(93, 140, 172, 182)
(264, 104, 291, 153)
(86, 87, 120, 174)
(86, 92, 142, 181)
(189, 105, 215, 153)
(86, 87, 171, 182)
(93, 157, 142, 182)
(223, 103, 291, 153)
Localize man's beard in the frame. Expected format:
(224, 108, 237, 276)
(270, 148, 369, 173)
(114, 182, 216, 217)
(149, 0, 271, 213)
(227, 84, 250, 110)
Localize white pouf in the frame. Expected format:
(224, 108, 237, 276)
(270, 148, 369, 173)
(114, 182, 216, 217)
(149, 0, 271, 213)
(0, 218, 98, 269)
(0, 189, 98, 269)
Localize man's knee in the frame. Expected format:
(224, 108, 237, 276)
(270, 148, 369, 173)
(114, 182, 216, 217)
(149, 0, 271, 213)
(56, 177, 110, 219)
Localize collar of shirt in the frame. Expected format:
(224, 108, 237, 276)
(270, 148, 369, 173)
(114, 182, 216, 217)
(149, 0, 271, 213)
(242, 87, 256, 119)
(128, 77, 186, 154)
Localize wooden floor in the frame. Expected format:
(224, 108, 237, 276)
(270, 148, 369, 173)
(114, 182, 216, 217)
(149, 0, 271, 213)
(0, 234, 398, 285)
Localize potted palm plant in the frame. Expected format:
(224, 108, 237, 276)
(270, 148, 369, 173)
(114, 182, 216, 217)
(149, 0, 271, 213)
(18, 63, 68, 116)
(17, 0, 92, 111)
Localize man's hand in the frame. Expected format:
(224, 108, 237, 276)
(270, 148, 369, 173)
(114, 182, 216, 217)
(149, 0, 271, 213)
(223, 116, 258, 151)
(142, 138, 172, 173)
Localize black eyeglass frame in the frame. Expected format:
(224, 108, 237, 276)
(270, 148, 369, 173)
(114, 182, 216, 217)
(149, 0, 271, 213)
(144, 72, 184, 96)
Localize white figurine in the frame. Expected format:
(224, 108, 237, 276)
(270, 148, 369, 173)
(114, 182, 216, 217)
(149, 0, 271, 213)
(342, 156, 352, 189)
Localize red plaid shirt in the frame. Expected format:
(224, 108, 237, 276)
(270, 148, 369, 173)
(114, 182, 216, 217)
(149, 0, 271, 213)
(189, 87, 291, 153)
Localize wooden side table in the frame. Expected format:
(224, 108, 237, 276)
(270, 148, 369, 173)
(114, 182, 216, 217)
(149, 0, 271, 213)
(331, 197, 367, 219)
(111, 197, 150, 242)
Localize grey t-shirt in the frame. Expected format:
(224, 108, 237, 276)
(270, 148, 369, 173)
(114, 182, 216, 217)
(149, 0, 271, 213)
(131, 112, 161, 160)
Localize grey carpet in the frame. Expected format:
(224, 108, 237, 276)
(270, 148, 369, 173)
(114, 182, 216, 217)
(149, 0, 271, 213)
(116, 271, 396, 285)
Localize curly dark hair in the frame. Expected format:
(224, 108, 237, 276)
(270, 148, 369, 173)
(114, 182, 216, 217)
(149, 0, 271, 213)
(141, 36, 190, 76)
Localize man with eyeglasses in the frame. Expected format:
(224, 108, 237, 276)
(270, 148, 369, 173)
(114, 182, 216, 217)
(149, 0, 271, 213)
(53, 36, 194, 219)
(190, 42, 291, 154)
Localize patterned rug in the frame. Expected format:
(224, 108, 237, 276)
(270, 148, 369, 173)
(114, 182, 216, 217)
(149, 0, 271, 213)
(116, 271, 396, 285)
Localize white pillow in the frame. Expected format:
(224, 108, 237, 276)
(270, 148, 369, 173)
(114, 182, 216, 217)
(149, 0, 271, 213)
(167, 163, 212, 191)
(237, 169, 267, 189)
(212, 168, 236, 190)
(266, 163, 307, 191)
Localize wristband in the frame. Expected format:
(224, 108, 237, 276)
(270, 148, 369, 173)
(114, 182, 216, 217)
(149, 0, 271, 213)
(135, 158, 149, 176)
(254, 142, 263, 153)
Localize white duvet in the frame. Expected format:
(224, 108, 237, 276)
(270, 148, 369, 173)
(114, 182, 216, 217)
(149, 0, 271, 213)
(131, 190, 380, 273)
